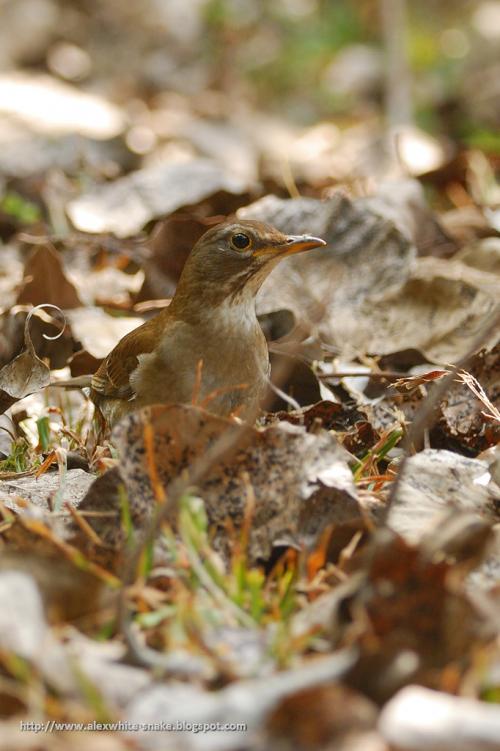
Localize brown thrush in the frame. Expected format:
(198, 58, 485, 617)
(89, 220, 325, 426)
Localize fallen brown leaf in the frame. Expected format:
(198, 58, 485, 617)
(16, 244, 82, 309)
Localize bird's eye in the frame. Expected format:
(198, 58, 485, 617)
(231, 233, 251, 250)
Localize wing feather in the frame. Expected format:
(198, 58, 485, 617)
(90, 319, 159, 400)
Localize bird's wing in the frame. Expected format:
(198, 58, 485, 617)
(90, 322, 157, 400)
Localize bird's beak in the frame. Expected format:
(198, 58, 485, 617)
(280, 234, 327, 255)
(254, 234, 327, 258)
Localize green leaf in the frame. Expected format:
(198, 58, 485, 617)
(0, 191, 41, 224)
(36, 416, 51, 452)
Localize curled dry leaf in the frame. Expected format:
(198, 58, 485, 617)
(0, 305, 74, 370)
(382, 346, 500, 454)
(0, 304, 65, 414)
(394, 370, 448, 393)
(108, 404, 360, 562)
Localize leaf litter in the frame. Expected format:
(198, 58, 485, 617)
(1, 183, 499, 748)
(0, 304, 65, 414)
(0, 6, 499, 747)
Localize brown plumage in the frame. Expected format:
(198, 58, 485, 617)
(90, 220, 325, 426)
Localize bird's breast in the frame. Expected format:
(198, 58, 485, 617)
(130, 307, 269, 417)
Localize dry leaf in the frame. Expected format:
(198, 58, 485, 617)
(266, 352, 323, 412)
(437, 345, 500, 452)
(16, 244, 82, 309)
(0, 305, 64, 414)
(0, 71, 124, 138)
(110, 404, 360, 562)
(0, 306, 75, 371)
(379, 685, 500, 751)
(0, 468, 94, 513)
(239, 192, 414, 348)
(67, 158, 252, 237)
(68, 466, 124, 556)
(0, 122, 131, 179)
(267, 400, 378, 458)
(331, 531, 491, 702)
(66, 307, 144, 358)
(240, 194, 499, 362)
(164, 116, 259, 184)
(125, 650, 355, 750)
(0, 568, 141, 705)
(62, 631, 151, 708)
(457, 237, 500, 276)
(0, 551, 107, 623)
(137, 213, 223, 300)
(0, 571, 48, 659)
(387, 449, 500, 544)
(68, 348, 103, 376)
(266, 683, 377, 751)
(362, 179, 457, 257)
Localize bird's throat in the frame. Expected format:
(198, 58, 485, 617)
(204, 295, 260, 337)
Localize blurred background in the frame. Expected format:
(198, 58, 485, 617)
(0, 0, 499, 193)
(1, 6, 500, 744)
(1, 0, 498, 356)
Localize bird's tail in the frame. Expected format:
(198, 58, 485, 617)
(50, 375, 93, 389)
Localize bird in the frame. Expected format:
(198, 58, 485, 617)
(78, 220, 325, 427)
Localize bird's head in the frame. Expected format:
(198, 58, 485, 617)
(171, 220, 326, 312)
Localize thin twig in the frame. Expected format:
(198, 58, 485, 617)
(380, 0, 412, 130)
(319, 370, 405, 380)
(64, 501, 104, 546)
